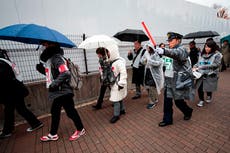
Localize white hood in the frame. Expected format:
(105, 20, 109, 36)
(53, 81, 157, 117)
(106, 44, 120, 61)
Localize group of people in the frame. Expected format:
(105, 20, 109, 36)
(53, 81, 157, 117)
(0, 31, 224, 142)
(95, 32, 223, 127)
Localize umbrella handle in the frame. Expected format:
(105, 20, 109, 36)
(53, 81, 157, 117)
(141, 21, 156, 47)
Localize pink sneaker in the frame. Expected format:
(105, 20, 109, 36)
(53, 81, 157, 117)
(69, 128, 86, 141)
(40, 133, 59, 142)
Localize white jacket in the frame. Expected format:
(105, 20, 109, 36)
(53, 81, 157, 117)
(106, 44, 127, 102)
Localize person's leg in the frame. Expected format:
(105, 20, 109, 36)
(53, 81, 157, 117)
(147, 86, 158, 109)
(136, 84, 141, 96)
(207, 92, 212, 97)
(206, 92, 213, 103)
(119, 100, 126, 112)
(93, 84, 107, 109)
(2, 102, 15, 135)
(110, 102, 120, 123)
(50, 97, 63, 135)
(175, 99, 193, 120)
(197, 82, 205, 106)
(132, 84, 141, 99)
(62, 95, 84, 131)
(162, 89, 173, 124)
(40, 97, 62, 142)
(159, 89, 173, 127)
(198, 82, 204, 101)
(62, 94, 85, 141)
(15, 96, 42, 129)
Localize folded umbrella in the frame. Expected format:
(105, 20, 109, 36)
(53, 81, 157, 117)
(0, 23, 76, 48)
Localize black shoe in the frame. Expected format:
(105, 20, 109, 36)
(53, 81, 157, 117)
(26, 122, 44, 132)
(120, 110, 126, 115)
(184, 109, 193, 120)
(132, 95, 141, 99)
(110, 116, 120, 123)
(158, 121, 173, 127)
(92, 105, 102, 110)
(0, 132, 12, 139)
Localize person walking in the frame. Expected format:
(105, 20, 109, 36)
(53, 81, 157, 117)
(193, 39, 222, 107)
(36, 41, 85, 141)
(189, 41, 200, 67)
(221, 40, 230, 69)
(127, 40, 146, 99)
(155, 32, 194, 127)
(92, 48, 110, 110)
(0, 49, 43, 139)
(140, 43, 164, 109)
(105, 44, 127, 123)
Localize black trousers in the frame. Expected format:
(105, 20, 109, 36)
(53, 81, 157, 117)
(198, 82, 212, 101)
(163, 89, 193, 123)
(96, 84, 108, 106)
(2, 96, 41, 134)
(50, 94, 84, 135)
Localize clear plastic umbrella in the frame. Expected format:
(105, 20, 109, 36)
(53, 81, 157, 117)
(78, 34, 118, 49)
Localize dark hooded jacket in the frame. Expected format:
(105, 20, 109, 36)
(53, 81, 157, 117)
(0, 56, 26, 102)
(36, 46, 73, 101)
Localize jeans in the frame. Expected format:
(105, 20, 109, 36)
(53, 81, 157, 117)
(113, 101, 125, 116)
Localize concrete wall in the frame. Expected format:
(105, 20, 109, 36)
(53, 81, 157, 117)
(0, 68, 133, 123)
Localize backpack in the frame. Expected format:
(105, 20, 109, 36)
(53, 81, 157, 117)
(102, 59, 119, 86)
(64, 57, 83, 90)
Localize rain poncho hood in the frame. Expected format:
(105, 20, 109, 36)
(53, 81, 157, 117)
(141, 45, 164, 94)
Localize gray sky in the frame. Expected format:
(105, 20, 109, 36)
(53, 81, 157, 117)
(185, 0, 230, 9)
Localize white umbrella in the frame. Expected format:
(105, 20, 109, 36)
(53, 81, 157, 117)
(78, 34, 118, 49)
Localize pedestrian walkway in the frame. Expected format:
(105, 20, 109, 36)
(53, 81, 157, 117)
(0, 70, 229, 153)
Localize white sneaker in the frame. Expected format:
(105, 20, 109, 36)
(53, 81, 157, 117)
(206, 96, 212, 103)
(197, 101, 204, 107)
(40, 133, 59, 142)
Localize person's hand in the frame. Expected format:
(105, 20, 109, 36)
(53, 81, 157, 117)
(36, 63, 43, 71)
(128, 50, 132, 55)
(49, 83, 59, 92)
(155, 48, 164, 55)
(192, 67, 199, 71)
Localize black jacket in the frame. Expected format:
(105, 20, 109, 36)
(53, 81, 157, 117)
(0, 60, 26, 102)
(127, 47, 146, 84)
(36, 46, 73, 101)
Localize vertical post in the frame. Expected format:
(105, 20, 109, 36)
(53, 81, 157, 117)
(83, 33, 89, 74)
